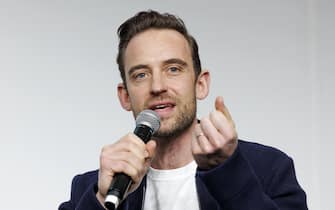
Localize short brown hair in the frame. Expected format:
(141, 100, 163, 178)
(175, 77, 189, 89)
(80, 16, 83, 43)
(117, 10, 202, 85)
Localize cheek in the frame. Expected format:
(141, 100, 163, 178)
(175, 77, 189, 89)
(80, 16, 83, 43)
(128, 90, 146, 107)
(179, 79, 196, 95)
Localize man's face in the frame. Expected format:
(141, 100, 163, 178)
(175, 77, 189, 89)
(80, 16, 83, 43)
(119, 29, 199, 138)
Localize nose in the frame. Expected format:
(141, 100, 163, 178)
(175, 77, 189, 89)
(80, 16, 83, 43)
(150, 72, 167, 95)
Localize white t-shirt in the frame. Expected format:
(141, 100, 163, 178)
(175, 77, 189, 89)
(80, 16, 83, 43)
(143, 161, 200, 210)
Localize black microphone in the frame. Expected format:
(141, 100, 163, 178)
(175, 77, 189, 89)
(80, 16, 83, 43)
(104, 110, 160, 210)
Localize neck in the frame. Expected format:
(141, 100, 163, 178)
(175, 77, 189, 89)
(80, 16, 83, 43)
(150, 119, 197, 169)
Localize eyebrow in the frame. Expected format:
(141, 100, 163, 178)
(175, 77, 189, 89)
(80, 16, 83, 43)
(163, 58, 188, 67)
(127, 58, 188, 77)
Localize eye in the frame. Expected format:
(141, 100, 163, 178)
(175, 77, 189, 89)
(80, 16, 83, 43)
(135, 72, 146, 79)
(167, 66, 181, 74)
(130, 71, 148, 82)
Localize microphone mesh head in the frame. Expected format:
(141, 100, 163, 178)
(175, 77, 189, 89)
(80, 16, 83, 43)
(135, 110, 161, 133)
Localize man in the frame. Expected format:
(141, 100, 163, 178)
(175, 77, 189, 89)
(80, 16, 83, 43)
(59, 10, 307, 210)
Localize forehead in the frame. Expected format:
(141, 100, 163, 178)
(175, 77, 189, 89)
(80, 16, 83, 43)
(124, 29, 192, 70)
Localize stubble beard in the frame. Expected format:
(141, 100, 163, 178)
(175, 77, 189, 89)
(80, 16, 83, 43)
(153, 95, 196, 139)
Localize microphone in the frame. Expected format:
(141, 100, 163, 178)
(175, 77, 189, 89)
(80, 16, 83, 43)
(104, 109, 160, 210)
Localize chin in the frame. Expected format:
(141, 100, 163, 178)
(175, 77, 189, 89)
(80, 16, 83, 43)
(154, 117, 194, 139)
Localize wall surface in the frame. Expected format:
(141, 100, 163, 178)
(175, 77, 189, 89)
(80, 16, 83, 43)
(0, 0, 333, 209)
(318, 1, 335, 210)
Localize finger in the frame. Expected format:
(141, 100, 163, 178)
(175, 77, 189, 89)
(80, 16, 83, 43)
(191, 136, 202, 154)
(199, 115, 238, 158)
(99, 136, 148, 173)
(199, 116, 223, 148)
(191, 124, 203, 154)
(209, 110, 237, 141)
(144, 140, 157, 167)
(109, 159, 142, 183)
(145, 140, 157, 158)
(215, 96, 233, 122)
(106, 151, 146, 173)
(195, 120, 216, 153)
(116, 133, 148, 160)
(215, 96, 225, 113)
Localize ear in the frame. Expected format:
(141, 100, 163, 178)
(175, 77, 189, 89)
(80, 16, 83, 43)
(196, 70, 210, 100)
(117, 83, 132, 111)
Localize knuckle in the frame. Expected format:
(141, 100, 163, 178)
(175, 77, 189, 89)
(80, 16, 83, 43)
(113, 161, 127, 173)
(100, 153, 109, 165)
(100, 145, 110, 154)
(125, 132, 135, 140)
(206, 146, 215, 154)
(226, 132, 236, 141)
(215, 140, 224, 149)
(126, 139, 145, 151)
(131, 155, 145, 168)
(100, 156, 107, 167)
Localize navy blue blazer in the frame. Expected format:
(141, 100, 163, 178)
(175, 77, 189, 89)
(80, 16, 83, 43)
(59, 140, 308, 210)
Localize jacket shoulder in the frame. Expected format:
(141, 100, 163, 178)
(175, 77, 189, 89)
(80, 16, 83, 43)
(71, 170, 99, 204)
(73, 170, 99, 185)
(238, 139, 294, 174)
(238, 140, 297, 190)
(238, 139, 291, 162)
(59, 170, 100, 210)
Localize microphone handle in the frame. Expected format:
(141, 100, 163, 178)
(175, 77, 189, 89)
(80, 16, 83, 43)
(105, 173, 132, 210)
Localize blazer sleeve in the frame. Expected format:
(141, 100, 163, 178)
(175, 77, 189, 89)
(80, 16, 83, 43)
(196, 143, 308, 210)
(58, 173, 106, 210)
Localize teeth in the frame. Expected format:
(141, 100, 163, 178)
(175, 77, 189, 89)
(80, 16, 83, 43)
(155, 104, 167, 109)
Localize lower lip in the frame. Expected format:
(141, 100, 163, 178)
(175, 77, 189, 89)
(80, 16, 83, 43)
(154, 106, 175, 118)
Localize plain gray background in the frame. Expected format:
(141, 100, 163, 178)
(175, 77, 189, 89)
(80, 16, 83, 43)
(0, 0, 334, 209)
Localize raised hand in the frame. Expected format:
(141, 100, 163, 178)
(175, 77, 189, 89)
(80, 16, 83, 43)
(192, 96, 238, 170)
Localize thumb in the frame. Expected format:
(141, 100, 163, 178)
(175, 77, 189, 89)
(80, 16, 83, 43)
(215, 96, 233, 121)
(145, 140, 157, 159)
(215, 96, 225, 113)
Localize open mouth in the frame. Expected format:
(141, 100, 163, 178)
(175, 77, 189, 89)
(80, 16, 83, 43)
(150, 103, 174, 111)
